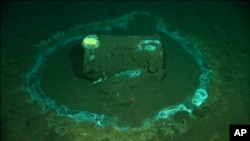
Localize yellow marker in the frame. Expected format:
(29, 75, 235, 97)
(82, 35, 100, 49)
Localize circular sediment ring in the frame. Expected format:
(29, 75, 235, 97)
(26, 11, 213, 130)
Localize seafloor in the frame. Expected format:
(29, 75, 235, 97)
(1, 1, 249, 141)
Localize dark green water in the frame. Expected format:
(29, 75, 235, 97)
(1, 1, 250, 141)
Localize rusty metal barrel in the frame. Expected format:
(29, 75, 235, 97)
(82, 34, 164, 82)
